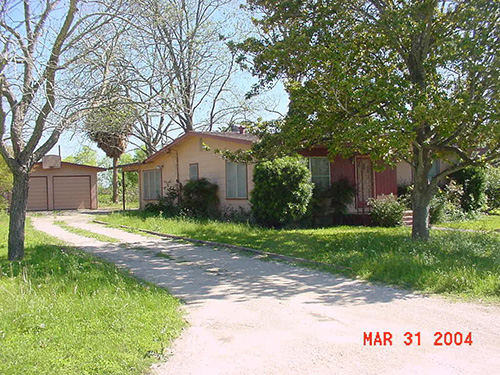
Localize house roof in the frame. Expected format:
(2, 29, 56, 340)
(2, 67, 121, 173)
(33, 161, 107, 172)
(143, 131, 257, 164)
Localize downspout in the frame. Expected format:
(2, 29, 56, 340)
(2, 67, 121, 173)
(169, 149, 182, 204)
(121, 169, 126, 211)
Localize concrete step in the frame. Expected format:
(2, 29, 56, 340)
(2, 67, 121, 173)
(402, 210, 413, 226)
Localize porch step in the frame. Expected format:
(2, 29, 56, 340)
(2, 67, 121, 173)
(402, 210, 413, 226)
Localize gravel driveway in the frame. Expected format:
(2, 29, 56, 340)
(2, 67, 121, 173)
(32, 214, 499, 375)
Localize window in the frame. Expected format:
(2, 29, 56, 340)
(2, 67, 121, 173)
(143, 169, 161, 200)
(189, 163, 199, 181)
(226, 161, 247, 199)
(309, 157, 330, 190)
(428, 160, 440, 180)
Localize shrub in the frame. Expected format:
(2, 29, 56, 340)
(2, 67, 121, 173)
(397, 183, 412, 198)
(485, 166, 500, 211)
(368, 194, 405, 227)
(144, 184, 181, 216)
(398, 184, 413, 209)
(429, 181, 466, 224)
(181, 178, 219, 218)
(329, 178, 356, 218)
(251, 156, 313, 227)
(219, 205, 253, 223)
(450, 166, 487, 213)
(0, 156, 12, 210)
(309, 178, 355, 226)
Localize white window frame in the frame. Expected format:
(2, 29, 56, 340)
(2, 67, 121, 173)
(226, 161, 247, 199)
(189, 163, 199, 181)
(143, 169, 162, 200)
(308, 157, 331, 190)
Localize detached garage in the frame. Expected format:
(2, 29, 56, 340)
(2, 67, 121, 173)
(27, 155, 105, 211)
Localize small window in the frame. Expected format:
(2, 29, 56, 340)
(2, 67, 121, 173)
(189, 163, 199, 181)
(143, 169, 161, 200)
(428, 160, 440, 180)
(226, 161, 247, 199)
(309, 157, 330, 190)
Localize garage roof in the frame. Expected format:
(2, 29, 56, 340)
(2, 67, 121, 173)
(32, 161, 106, 171)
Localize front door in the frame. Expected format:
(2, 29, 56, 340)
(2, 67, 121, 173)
(356, 156, 374, 209)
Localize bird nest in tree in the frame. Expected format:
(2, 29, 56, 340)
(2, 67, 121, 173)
(89, 131, 129, 159)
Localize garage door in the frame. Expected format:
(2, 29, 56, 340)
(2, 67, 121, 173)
(27, 177, 48, 211)
(53, 176, 91, 210)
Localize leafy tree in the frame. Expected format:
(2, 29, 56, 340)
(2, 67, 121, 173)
(63, 146, 98, 166)
(239, 0, 500, 240)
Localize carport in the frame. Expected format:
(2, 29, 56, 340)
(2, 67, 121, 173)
(27, 155, 105, 211)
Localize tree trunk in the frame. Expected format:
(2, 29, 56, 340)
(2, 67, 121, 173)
(411, 163, 434, 241)
(8, 172, 30, 261)
(112, 156, 119, 203)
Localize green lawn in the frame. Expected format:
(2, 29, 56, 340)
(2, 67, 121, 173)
(0, 212, 185, 375)
(98, 211, 500, 302)
(436, 212, 500, 232)
(98, 195, 139, 210)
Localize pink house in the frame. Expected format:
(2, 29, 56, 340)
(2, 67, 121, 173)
(123, 131, 411, 215)
(27, 155, 105, 211)
(122, 131, 257, 210)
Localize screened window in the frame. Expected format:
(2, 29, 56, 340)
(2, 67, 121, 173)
(226, 161, 247, 199)
(143, 169, 161, 200)
(309, 157, 330, 190)
(189, 163, 199, 181)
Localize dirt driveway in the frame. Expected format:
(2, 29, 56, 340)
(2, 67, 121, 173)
(32, 213, 499, 375)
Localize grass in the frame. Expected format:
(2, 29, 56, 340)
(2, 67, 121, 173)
(0, 212, 185, 375)
(436, 212, 500, 232)
(98, 196, 139, 210)
(53, 220, 121, 243)
(98, 211, 500, 302)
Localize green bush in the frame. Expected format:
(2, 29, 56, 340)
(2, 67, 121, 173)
(251, 156, 313, 227)
(220, 205, 253, 223)
(181, 178, 219, 218)
(329, 178, 356, 218)
(485, 166, 500, 211)
(368, 194, 405, 227)
(430, 180, 466, 224)
(145, 185, 181, 217)
(450, 166, 487, 213)
(308, 178, 355, 226)
(0, 156, 12, 210)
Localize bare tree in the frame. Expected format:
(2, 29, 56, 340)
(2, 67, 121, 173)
(0, 0, 123, 260)
(111, 0, 259, 156)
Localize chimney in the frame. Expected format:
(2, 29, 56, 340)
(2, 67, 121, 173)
(239, 126, 245, 134)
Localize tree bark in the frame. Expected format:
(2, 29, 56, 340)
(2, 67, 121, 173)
(412, 189, 432, 240)
(112, 156, 119, 203)
(8, 172, 30, 261)
(411, 160, 435, 241)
